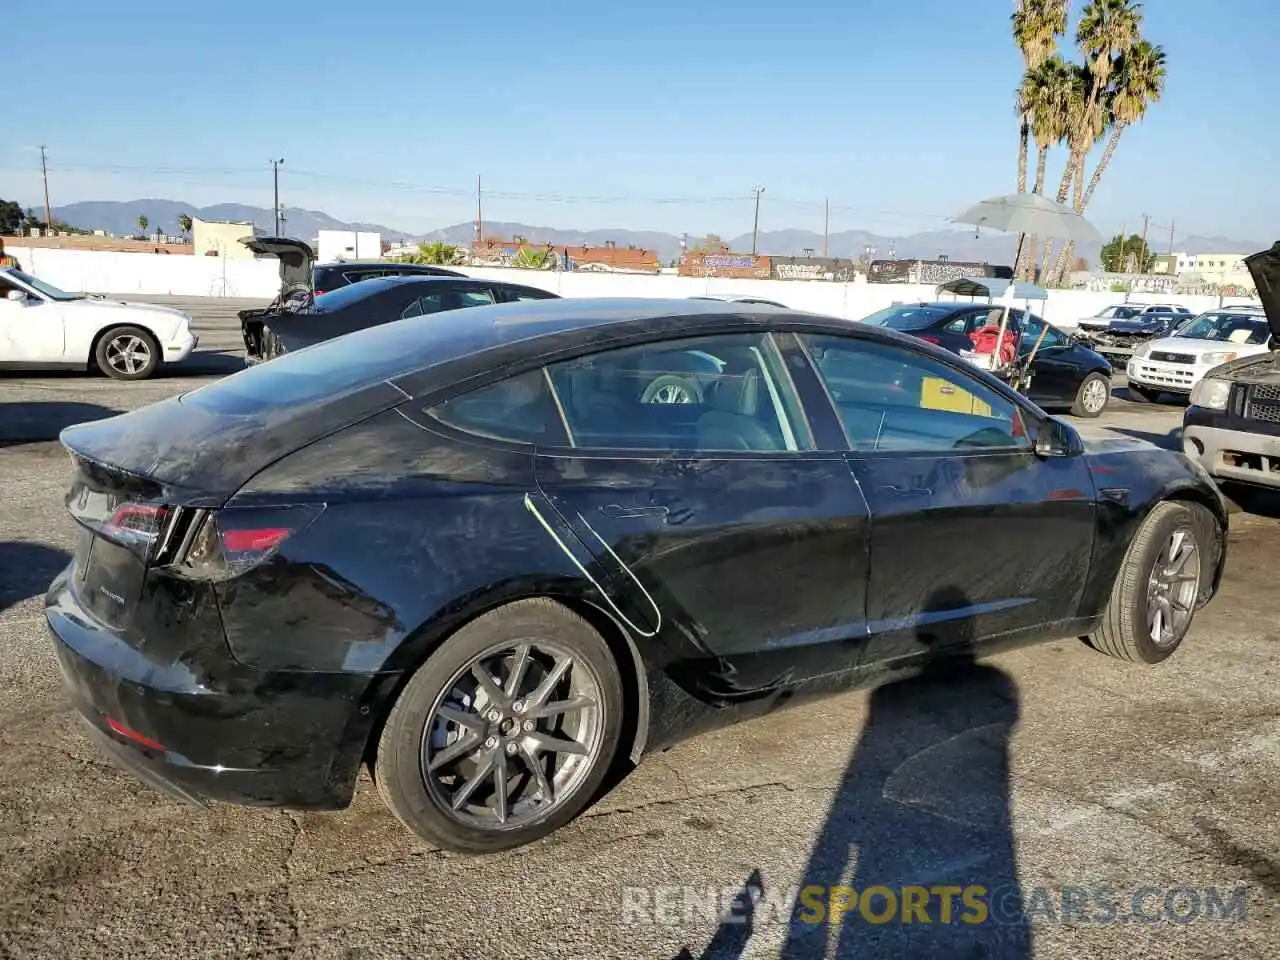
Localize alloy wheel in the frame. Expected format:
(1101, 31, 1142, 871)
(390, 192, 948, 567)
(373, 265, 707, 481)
(1082, 377, 1109, 414)
(1146, 526, 1200, 647)
(420, 641, 605, 830)
(105, 334, 152, 375)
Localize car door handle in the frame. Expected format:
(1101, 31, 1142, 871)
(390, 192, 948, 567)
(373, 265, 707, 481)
(599, 504, 670, 520)
(878, 484, 933, 498)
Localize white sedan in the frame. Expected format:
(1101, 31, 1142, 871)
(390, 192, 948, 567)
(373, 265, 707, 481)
(0, 268, 198, 380)
(1125, 309, 1271, 402)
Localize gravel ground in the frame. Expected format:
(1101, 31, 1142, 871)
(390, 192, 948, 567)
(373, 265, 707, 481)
(0, 299, 1276, 959)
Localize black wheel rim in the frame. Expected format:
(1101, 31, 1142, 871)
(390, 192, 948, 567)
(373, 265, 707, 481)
(419, 640, 605, 831)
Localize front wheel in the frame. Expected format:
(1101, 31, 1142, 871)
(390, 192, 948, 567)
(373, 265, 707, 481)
(95, 325, 159, 380)
(374, 599, 625, 853)
(1071, 373, 1111, 418)
(1083, 501, 1219, 663)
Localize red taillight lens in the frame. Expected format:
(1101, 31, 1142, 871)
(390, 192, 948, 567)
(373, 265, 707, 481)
(107, 717, 166, 752)
(67, 483, 172, 562)
(918, 334, 940, 344)
(182, 504, 324, 580)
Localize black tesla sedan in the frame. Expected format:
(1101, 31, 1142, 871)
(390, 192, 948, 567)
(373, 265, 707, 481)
(860, 302, 1114, 417)
(242, 274, 560, 363)
(47, 298, 1226, 852)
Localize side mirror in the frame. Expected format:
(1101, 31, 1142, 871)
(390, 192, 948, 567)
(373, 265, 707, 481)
(5, 290, 26, 303)
(1034, 417, 1079, 458)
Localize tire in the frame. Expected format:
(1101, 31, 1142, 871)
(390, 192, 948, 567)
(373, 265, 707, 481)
(1083, 501, 1219, 664)
(640, 374, 702, 404)
(1071, 372, 1111, 418)
(374, 598, 625, 853)
(94, 325, 159, 380)
(1126, 383, 1160, 404)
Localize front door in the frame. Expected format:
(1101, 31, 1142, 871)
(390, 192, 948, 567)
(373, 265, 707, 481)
(1020, 314, 1078, 404)
(0, 277, 64, 362)
(794, 332, 1097, 665)
(533, 331, 873, 697)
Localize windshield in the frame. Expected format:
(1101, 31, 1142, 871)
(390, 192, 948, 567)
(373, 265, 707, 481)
(859, 304, 953, 332)
(1173, 313, 1269, 345)
(1100, 306, 1139, 319)
(311, 279, 392, 312)
(7, 270, 82, 301)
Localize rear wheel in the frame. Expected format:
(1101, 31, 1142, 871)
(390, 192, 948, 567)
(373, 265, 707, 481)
(374, 599, 625, 853)
(95, 325, 159, 380)
(1126, 383, 1160, 403)
(1083, 501, 1218, 663)
(1071, 373, 1111, 418)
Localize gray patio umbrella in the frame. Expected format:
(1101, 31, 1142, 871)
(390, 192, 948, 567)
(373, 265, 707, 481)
(951, 193, 1102, 245)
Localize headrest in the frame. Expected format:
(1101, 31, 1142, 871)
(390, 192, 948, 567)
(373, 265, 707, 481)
(710, 366, 760, 415)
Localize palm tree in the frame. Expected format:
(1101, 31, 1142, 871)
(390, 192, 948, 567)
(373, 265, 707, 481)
(1011, 1, 1068, 275)
(1015, 55, 1077, 278)
(1078, 39, 1167, 213)
(1049, 0, 1143, 282)
(136, 214, 149, 238)
(178, 213, 193, 239)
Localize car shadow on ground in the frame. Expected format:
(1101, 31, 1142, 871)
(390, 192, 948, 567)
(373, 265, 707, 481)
(0, 402, 123, 448)
(674, 588, 1031, 960)
(170, 349, 244, 377)
(0, 542, 71, 614)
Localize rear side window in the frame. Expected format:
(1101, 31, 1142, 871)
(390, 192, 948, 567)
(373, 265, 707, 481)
(428, 370, 560, 445)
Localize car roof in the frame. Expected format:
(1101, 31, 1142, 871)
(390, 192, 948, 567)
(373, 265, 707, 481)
(318, 261, 450, 271)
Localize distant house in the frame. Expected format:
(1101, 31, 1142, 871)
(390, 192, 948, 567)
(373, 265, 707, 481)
(193, 217, 257, 259)
(470, 237, 660, 273)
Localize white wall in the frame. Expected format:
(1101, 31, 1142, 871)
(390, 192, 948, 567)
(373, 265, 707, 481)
(16, 245, 1247, 329)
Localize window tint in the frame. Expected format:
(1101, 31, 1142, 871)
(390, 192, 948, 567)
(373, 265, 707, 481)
(343, 269, 389, 284)
(456, 289, 496, 307)
(508, 288, 555, 301)
(545, 333, 811, 453)
(800, 334, 1031, 453)
(859, 304, 954, 332)
(1020, 315, 1065, 350)
(428, 369, 558, 444)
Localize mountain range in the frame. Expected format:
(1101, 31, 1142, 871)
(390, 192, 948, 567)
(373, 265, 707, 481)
(46, 199, 1264, 269)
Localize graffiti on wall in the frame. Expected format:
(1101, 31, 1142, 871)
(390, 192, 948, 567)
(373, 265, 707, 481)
(869, 260, 1012, 284)
(771, 257, 858, 282)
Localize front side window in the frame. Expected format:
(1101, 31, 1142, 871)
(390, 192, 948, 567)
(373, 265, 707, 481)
(1020, 316, 1065, 350)
(428, 369, 558, 444)
(545, 333, 811, 453)
(799, 334, 1031, 453)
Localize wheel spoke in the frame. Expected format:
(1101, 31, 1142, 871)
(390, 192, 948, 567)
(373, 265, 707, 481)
(492, 752, 510, 824)
(451, 750, 495, 810)
(505, 643, 532, 698)
(438, 704, 485, 734)
(427, 731, 481, 772)
(528, 693, 595, 720)
(471, 663, 507, 707)
(528, 655, 573, 708)
(527, 730, 589, 756)
(521, 744, 555, 804)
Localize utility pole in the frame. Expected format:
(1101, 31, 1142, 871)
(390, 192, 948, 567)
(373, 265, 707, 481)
(476, 174, 483, 246)
(1167, 219, 1176, 256)
(750, 185, 765, 256)
(40, 145, 53, 235)
(271, 159, 284, 236)
(822, 198, 829, 259)
(1139, 213, 1150, 274)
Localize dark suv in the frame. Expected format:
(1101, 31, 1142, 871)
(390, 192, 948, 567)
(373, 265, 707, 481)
(313, 261, 464, 295)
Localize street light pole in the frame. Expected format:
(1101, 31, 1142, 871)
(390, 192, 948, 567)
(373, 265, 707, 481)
(271, 159, 285, 236)
(751, 186, 765, 256)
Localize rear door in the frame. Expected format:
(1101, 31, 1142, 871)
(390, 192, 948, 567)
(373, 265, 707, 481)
(795, 331, 1097, 663)
(1020, 314, 1079, 404)
(531, 331, 873, 695)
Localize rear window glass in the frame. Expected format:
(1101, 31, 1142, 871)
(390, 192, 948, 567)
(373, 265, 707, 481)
(859, 305, 953, 332)
(311, 279, 389, 311)
(428, 370, 560, 444)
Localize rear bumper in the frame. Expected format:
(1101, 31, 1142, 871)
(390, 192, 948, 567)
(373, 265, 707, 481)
(1183, 422, 1280, 489)
(45, 565, 381, 810)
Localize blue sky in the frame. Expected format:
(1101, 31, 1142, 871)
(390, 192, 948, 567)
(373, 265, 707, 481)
(3, 0, 1275, 241)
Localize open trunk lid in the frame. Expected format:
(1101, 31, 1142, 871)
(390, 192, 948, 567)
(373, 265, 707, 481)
(1243, 242, 1280, 344)
(239, 237, 316, 358)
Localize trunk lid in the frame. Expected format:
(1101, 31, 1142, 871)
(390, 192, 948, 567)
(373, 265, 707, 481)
(1243, 242, 1280, 343)
(241, 236, 315, 301)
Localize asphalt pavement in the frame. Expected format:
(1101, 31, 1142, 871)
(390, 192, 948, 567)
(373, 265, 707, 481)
(0, 299, 1276, 959)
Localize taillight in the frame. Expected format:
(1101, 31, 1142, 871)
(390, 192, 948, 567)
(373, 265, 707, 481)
(182, 504, 324, 579)
(67, 484, 172, 562)
(918, 335, 940, 344)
